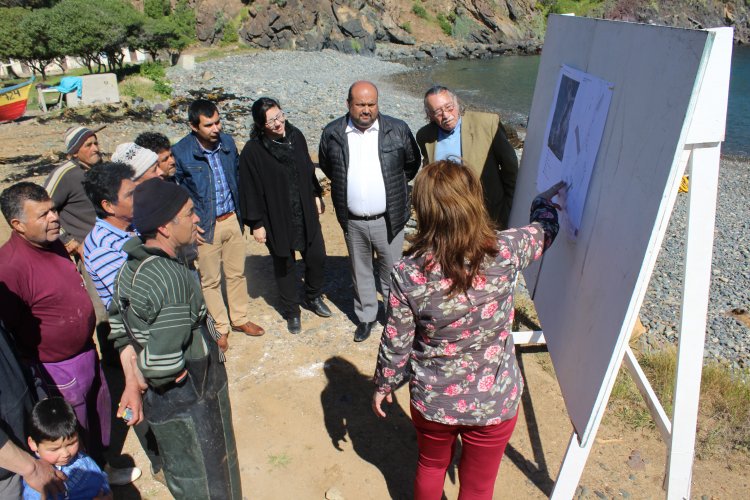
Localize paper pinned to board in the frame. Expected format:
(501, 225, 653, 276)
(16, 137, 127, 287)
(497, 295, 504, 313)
(537, 65, 613, 240)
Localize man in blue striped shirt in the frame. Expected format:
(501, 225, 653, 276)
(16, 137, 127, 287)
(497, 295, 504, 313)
(82, 162, 137, 309)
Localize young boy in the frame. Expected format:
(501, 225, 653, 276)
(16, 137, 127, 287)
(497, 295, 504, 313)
(23, 398, 112, 500)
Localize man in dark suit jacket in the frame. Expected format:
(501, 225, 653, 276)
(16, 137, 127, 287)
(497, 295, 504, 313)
(0, 321, 65, 498)
(319, 81, 421, 342)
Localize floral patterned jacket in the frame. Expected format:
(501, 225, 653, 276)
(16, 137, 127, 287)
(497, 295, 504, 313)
(374, 197, 559, 426)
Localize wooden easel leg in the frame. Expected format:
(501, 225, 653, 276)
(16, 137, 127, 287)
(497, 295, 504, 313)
(665, 145, 720, 499)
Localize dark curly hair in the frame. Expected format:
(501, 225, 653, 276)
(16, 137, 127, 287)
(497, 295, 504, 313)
(0, 182, 49, 225)
(135, 131, 171, 154)
(83, 162, 135, 219)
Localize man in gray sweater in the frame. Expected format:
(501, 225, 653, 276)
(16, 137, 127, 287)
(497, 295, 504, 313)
(44, 125, 105, 258)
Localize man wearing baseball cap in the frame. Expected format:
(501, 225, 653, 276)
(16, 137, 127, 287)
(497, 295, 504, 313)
(108, 178, 241, 498)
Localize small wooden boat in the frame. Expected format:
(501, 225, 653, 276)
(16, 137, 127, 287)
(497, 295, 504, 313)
(0, 77, 35, 123)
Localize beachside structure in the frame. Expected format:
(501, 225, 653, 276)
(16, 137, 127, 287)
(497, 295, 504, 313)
(0, 49, 148, 79)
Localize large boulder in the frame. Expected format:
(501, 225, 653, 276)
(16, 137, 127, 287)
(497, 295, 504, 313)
(239, 0, 395, 55)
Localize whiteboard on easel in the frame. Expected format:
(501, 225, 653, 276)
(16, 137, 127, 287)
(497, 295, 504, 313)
(509, 15, 714, 446)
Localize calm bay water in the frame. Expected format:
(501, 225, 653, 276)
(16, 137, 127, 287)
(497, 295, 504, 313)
(426, 45, 750, 157)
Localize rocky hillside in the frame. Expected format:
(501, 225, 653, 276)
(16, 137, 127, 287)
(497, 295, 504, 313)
(184, 1, 748, 56)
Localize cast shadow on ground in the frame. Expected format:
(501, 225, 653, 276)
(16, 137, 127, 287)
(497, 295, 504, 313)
(506, 348, 556, 496)
(321, 356, 419, 500)
(245, 254, 362, 324)
(0, 153, 59, 183)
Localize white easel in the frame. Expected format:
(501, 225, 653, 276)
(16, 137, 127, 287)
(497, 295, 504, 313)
(511, 26, 732, 499)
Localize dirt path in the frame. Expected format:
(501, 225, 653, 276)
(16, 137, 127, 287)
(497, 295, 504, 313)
(0, 117, 747, 499)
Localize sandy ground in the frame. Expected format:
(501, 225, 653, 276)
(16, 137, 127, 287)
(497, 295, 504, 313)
(0, 116, 748, 499)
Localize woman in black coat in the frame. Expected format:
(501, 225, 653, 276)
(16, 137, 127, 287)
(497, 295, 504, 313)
(239, 97, 331, 334)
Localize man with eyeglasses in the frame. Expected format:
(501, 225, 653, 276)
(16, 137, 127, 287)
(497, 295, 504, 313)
(417, 86, 519, 229)
(319, 81, 421, 343)
(172, 99, 265, 344)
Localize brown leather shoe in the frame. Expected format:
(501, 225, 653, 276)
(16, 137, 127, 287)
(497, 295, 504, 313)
(232, 321, 265, 336)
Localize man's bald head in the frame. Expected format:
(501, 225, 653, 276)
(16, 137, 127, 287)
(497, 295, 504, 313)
(347, 81, 378, 103)
(347, 81, 379, 131)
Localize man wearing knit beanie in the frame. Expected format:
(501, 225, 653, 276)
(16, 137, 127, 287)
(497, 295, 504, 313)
(111, 143, 161, 184)
(108, 178, 242, 498)
(43, 125, 106, 257)
(43, 124, 114, 371)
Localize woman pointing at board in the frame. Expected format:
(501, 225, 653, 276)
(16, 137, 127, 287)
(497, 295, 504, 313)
(372, 159, 565, 499)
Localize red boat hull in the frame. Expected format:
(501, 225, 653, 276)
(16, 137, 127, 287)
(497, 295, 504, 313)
(0, 77, 34, 123)
(0, 99, 29, 123)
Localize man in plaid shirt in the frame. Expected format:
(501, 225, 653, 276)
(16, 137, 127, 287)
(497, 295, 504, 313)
(172, 100, 265, 347)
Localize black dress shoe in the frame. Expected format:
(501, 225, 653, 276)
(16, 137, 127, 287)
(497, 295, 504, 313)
(353, 321, 376, 342)
(305, 296, 332, 318)
(287, 316, 301, 335)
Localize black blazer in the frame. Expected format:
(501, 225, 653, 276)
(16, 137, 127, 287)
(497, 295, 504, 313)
(238, 125, 323, 257)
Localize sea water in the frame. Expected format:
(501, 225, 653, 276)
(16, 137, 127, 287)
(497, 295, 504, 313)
(427, 45, 749, 157)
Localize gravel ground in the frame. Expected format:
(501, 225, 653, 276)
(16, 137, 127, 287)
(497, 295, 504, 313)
(639, 156, 750, 369)
(167, 49, 749, 369)
(167, 49, 426, 152)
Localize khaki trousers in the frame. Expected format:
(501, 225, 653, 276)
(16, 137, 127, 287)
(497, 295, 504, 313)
(197, 214, 251, 334)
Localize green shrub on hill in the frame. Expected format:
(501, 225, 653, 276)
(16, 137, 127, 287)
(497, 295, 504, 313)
(144, 0, 171, 19)
(542, 0, 605, 17)
(412, 1, 428, 20)
(436, 13, 453, 36)
(452, 12, 482, 42)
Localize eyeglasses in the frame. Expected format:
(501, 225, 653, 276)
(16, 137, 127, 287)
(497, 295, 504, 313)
(429, 102, 456, 118)
(265, 111, 286, 127)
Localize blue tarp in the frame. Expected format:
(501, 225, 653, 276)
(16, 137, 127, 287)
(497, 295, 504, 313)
(52, 76, 83, 97)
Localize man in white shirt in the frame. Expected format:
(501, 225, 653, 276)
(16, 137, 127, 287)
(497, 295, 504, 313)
(319, 81, 421, 342)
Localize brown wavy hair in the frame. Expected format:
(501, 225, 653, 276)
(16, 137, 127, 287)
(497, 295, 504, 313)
(407, 159, 498, 297)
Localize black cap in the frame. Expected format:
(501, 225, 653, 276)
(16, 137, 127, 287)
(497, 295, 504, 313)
(133, 178, 191, 234)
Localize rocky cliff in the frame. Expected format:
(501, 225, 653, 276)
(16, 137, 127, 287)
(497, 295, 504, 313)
(185, 1, 749, 57)
(235, 0, 541, 55)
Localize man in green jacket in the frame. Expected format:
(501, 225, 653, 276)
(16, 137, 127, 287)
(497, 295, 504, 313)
(108, 179, 241, 499)
(416, 86, 519, 229)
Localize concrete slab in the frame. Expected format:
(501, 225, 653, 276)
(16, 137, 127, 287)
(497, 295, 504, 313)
(66, 73, 119, 107)
(178, 54, 195, 71)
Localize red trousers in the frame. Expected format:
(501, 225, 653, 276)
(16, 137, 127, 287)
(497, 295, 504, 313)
(410, 405, 518, 500)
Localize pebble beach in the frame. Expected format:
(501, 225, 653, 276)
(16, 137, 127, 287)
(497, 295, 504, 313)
(165, 49, 748, 370)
